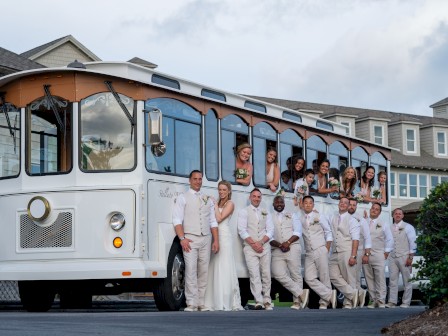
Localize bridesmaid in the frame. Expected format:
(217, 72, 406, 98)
(339, 166, 358, 198)
(291, 156, 306, 190)
(355, 165, 376, 202)
(311, 158, 339, 196)
(204, 181, 243, 311)
(266, 148, 280, 192)
(235, 143, 253, 186)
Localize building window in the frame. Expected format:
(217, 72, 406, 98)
(341, 122, 350, 135)
(442, 176, 448, 183)
(390, 172, 396, 197)
(399, 173, 407, 197)
(437, 132, 447, 155)
(419, 175, 428, 198)
(406, 129, 416, 153)
(409, 174, 417, 198)
(431, 175, 439, 190)
(374, 125, 383, 145)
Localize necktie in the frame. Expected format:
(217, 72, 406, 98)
(370, 219, 375, 231)
(305, 214, 310, 228)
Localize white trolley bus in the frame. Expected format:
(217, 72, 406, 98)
(0, 61, 391, 311)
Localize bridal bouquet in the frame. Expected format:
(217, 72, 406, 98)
(328, 177, 340, 188)
(354, 193, 364, 203)
(234, 168, 248, 179)
(372, 187, 381, 199)
(276, 188, 286, 197)
(296, 184, 307, 196)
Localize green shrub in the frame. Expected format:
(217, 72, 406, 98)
(415, 181, 448, 307)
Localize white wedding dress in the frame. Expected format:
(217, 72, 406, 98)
(204, 208, 244, 311)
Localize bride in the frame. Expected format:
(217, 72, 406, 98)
(204, 181, 243, 311)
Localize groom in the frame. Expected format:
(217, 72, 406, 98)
(172, 170, 219, 311)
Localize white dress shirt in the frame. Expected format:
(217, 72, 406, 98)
(392, 220, 417, 254)
(237, 205, 274, 241)
(172, 188, 218, 228)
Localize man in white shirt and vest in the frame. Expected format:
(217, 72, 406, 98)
(363, 203, 394, 308)
(269, 196, 309, 310)
(329, 196, 361, 309)
(347, 198, 371, 307)
(386, 208, 417, 308)
(238, 188, 275, 310)
(299, 195, 337, 309)
(172, 170, 219, 312)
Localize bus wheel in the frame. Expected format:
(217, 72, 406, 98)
(18, 281, 55, 312)
(153, 242, 186, 311)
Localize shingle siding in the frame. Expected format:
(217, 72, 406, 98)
(34, 43, 92, 67)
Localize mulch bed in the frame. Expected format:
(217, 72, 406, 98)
(381, 303, 448, 336)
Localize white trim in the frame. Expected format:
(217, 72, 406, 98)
(436, 131, 447, 156)
(405, 128, 417, 154)
(373, 124, 384, 146)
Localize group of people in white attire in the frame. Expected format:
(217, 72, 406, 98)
(173, 170, 417, 311)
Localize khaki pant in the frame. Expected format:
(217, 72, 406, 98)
(183, 233, 212, 307)
(363, 252, 387, 303)
(388, 255, 412, 305)
(271, 243, 303, 301)
(329, 250, 357, 304)
(304, 246, 333, 305)
(243, 243, 272, 304)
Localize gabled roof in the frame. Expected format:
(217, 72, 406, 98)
(21, 35, 101, 62)
(0, 46, 45, 76)
(430, 97, 448, 108)
(128, 57, 158, 69)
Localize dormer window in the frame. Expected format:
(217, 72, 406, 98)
(437, 131, 447, 156)
(374, 125, 384, 145)
(406, 129, 416, 153)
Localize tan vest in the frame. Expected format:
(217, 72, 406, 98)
(244, 206, 268, 245)
(331, 212, 352, 253)
(300, 212, 326, 253)
(183, 191, 211, 236)
(273, 212, 298, 245)
(391, 222, 410, 258)
(369, 218, 386, 255)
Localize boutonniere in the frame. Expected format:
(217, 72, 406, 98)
(313, 216, 320, 224)
(376, 223, 382, 229)
(398, 227, 404, 233)
(261, 210, 268, 218)
(201, 195, 210, 205)
(285, 213, 292, 219)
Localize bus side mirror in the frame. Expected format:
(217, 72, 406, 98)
(145, 107, 166, 157)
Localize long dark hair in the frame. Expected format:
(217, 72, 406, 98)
(291, 156, 306, 182)
(360, 165, 375, 188)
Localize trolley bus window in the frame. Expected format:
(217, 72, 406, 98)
(26, 96, 72, 175)
(0, 104, 20, 178)
(329, 141, 349, 199)
(145, 98, 201, 176)
(253, 122, 277, 188)
(306, 135, 328, 197)
(205, 109, 218, 181)
(80, 92, 135, 171)
(221, 114, 249, 183)
(279, 129, 303, 192)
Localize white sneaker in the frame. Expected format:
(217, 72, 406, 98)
(386, 302, 397, 308)
(330, 290, 337, 309)
(319, 303, 328, 309)
(378, 303, 386, 309)
(300, 289, 310, 309)
(367, 301, 376, 309)
(358, 289, 366, 307)
(291, 302, 301, 310)
(400, 303, 410, 308)
(198, 306, 210, 311)
(184, 305, 198, 312)
(264, 302, 273, 310)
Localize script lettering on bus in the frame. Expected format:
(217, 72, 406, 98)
(159, 187, 182, 199)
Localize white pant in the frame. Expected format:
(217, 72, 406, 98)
(363, 252, 387, 303)
(243, 244, 272, 304)
(329, 250, 357, 304)
(271, 243, 303, 301)
(388, 255, 412, 305)
(183, 234, 212, 307)
(304, 246, 333, 305)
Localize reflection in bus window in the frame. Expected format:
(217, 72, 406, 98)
(253, 122, 277, 189)
(145, 98, 201, 176)
(205, 109, 218, 181)
(0, 104, 20, 178)
(27, 96, 72, 175)
(80, 92, 135, 171)
(306, 135, 327, 173)
(221, 114, 249, 183)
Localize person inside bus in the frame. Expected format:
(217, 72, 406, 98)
(339, 166, 358, 199)
(266, 148, 280, 192)
(354, 165, 375, 203)
(280, 156, 293, 191)
(372, 170, 387, 205)
(310, 158, 339, 197)
(290, 156, 306, 190)
(234, 142, 253, 186)
(293, 168, 315, 209)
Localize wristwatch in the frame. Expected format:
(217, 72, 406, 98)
(179, 236, 186, 241)
(351, 255, 357, 259)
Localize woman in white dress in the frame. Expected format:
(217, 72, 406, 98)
(204, 181, 243, 311)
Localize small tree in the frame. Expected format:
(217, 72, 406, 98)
(415, 181, 448, 307)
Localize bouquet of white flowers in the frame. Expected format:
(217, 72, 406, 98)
(354, 193, 364, 203)
(234, 168, 248, 179)
(372, 187, 381, 199)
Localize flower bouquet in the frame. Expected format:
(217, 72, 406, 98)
(234, 168, 248, 179)
(372, 187, 381, 199)
(354, 193, 364, 203)
(276, 188, 286, 197)
(328, 177, 340, 198)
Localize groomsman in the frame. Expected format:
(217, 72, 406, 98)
(347, 198, 371, 307)
(270, 196, 309, 310)
(363, 203, 393, 308)
(172, 170, 219, 312)
(238, 188, 275, 310)
(329, 196, 361, 309)
(386, 208, 417, 308)
(299, 196, 337, 309)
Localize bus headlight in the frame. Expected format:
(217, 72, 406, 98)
(110, 213, 126, 231)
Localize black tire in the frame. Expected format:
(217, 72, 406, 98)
(153, 242, 186, 311)
(18, 281, 55, 312)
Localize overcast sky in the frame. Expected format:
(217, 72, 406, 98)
(3, 0, 448, 116)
